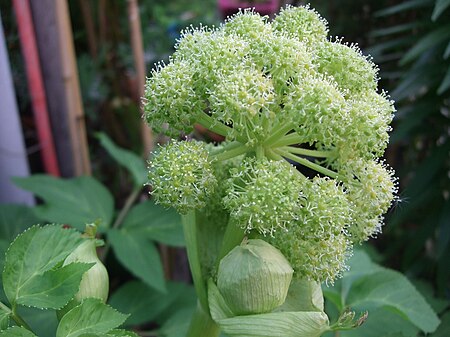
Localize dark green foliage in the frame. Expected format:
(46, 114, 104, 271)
(366, 0, 450, 297)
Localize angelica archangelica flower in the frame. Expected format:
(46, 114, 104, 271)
(148, 140, 217, 214)
(144, 5, 397, 285)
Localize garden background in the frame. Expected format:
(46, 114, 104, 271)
(0, 0, 449, 336)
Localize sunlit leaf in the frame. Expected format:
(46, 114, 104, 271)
(108, 229, 166, 293)
(432, 0, 450, 21)
(0, 327, 37, 337)
(121, 200, 184, 246)
(56, 298, 128, 337)
(96, 133, 147, 187)
(13, 176, 114, 231)
(3, 225, 84, 307)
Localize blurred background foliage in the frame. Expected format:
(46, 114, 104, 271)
(1, 0, 449, 335)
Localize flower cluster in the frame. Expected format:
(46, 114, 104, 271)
(145, 5, 397, 284)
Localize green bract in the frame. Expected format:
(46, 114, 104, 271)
(144, 5, 397, 284)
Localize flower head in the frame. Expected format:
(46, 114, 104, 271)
(148, 140, 217, 214)
(144, 5, 397, 284)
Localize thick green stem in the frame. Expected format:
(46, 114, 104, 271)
(186, 303, 220, 337)
(255, 145, 264, 160)
(274, 148, 338, 179)
(265, 148, 284, 161)
(281, 146, 331, 158)
(272, 133, 305, 147)
(210, 142, 249, 162)
(182, 211, 209, 313)
(263, 122, 295, 146)
(196, 113, 247, 143)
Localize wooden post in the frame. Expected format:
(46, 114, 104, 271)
(54, 0, 91, 175)
(127, 0, 153, 156)
(30, 0, 74, 177)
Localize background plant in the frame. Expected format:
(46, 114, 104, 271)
(0, 135, 198, 336)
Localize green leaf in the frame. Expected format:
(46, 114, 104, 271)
(56, 298, 129, 337)
(370, 22, 422, 38)
(339, 307, 418, 337)
(375, 0, 433, 17)
(106, 329, 140, 337)
(347, 269, 440, 333)
(0, 327, 37, 337)
(121, 200, 184, 246)
(444, 41, 450, 58)
(0, 204, 41, 241)
(400, 24, 450, 65)
(217, 311, 330, 337)
(16, 262, 93, 309)
(0, 306, 9, 330)
(437, 66, 450, 94)
(432, 0, 450, 21)
(437, 199, 450, 257)
(3, 225, 84, 307)
(158, 306, 197, 337)
(109, 281, 190, 326)
(13, 175, 114, 231)
(391, 63, 440, 101)
(96, 133, 147, 187)
(17, 305, 59, 336)
(431, 310, 450, 337)
(108, 229, 166, 293)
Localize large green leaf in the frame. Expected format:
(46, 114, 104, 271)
(106, 329, 140, 337)
(16, 262, 93, 309)
(17, 305, 59, 336)
(13, 175, 114, 231)
(432, 0, 450, 21)
(339, 307, 418, 337)
(108, 229, 166, 293)
(0, 204, 41, 275)
(400, 24, 450, 65)
(0, 306, 9, 330)
(0, 204, 41, 240)
(370, 22, 422, 38)
(96, 133, 147, 187)
(157, 306, 197, 337)
(121, 200, 184, 246)
(390, 102, 437, 143)
(347, 268, 440, 333)
(56, 298, 128, 337)
(431, 311, 450, 337)
(437, 65, 450, 94)
(0, 327, 37, 337)
(375, 0, 433, 17)
(3, 225, 84, 307)
(109, 281, 192, 326)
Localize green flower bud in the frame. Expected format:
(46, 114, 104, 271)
(313, 40, 378, 96)
(268, 177, 352, 284)
(148, 140, 217, 214)
(217, 239, 293, 315)
(57, 237, 108, 319)
(223, 158, 302, 236)
(272, 5, 329, 45)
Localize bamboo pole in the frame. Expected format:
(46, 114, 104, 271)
(13, 0, 60, 176)
(55, 0, 91, 175)
(127, 0, 154, 156)
(79, 0, 98, 59)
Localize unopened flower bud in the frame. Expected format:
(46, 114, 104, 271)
(217, 239, 293, 315)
